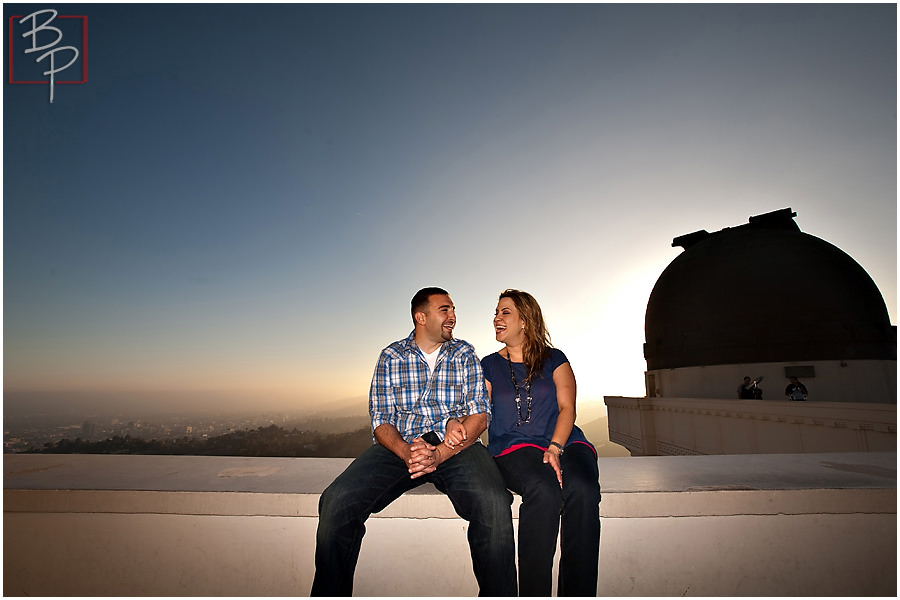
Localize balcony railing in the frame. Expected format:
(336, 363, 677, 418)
(605, 397, 897, 456)
(4, 451, 896, 596)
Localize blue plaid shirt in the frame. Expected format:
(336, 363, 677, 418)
(369, 331, 490, 443)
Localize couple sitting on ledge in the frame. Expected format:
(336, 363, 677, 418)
(311, 287, 601, 597)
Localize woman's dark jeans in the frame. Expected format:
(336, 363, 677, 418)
(495, 444, 601, 596)
(312, 441, 517, 596)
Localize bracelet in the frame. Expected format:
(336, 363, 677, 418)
(549, 441, 564, 456)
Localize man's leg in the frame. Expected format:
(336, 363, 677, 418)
(430, 442, 518, 596)
(311, 443, 420, 596)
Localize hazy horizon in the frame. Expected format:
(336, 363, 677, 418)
(3, 389, 372, 420)
(3, 387, 613, 424)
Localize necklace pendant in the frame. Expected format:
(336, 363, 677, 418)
(507, 354, 533, 426)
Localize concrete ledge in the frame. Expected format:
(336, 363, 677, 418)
(6, 451, 897, 518)
(4, 452, 897, 596)
(4, 484, 895, 520)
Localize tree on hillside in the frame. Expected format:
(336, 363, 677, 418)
(33, 425, 374, 458)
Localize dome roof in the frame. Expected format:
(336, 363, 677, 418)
(644, 208, 896, 370)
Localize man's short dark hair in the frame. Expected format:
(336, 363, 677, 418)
(411, 287, 449, 323)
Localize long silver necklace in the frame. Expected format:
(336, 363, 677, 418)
(506, 351, 532, 426)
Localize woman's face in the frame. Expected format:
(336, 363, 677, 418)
(494, 297, 525, 346)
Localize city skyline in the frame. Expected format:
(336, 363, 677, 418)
(4, 4, 896, 416)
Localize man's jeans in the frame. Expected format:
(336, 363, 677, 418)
(495, 444, 601, 596)
(311, 440, 517, 596)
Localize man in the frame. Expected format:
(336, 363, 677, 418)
(311, 287, 517, 596)
(785, 376, 809, 401)
(737, 376, 756, 399)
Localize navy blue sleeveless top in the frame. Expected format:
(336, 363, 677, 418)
(482, 348, 595, 457)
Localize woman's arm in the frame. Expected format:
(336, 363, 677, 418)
(434, 413, 486, 465)
(544, 361, 577, 486)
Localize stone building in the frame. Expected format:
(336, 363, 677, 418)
(643, 207, 896, 403)
(606, 208, 896, 456)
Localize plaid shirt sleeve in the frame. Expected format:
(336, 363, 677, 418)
(462, 345, 491, 418)
(433, 341, 491, 436)
(368, 347, 395, 437)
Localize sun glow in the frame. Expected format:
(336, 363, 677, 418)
(554, 264, 661, 402)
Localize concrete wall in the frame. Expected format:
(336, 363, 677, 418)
(4, 452, 896, 596)
(645, 359, 897, 403)
(606, 396, 896, 456)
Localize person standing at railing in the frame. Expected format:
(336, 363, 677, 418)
(785, 376, 809, 401)
(483, 289, 601, 596)
(737, 376, 764, 399)
(311, 287, 517, 597)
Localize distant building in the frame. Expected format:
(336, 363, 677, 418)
(643, 208, 896, 403)
(607, 208, 896, 456)
(81, 421, 97, 438)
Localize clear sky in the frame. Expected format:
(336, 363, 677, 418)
(4, 3, 896, 416)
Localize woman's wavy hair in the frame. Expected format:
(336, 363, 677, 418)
(499, 289, 553, 381)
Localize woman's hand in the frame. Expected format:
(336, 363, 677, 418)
(444, 418, 467, 448)
(543, 448, 563, 488)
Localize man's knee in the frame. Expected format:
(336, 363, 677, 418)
(317, 488, 335, 527)
(475, 484, 515, 524)
(318, 478, 351, 522)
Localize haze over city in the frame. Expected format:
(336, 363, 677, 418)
(4, 4, 896, 420)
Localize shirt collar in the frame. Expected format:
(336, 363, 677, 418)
(402, 330, 456, 358)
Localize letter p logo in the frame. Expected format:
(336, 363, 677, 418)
(9, 9, 88, 103)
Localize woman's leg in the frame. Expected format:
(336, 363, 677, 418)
(557, 443, 601, 597)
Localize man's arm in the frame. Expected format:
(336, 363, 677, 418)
(368, 349, 439, 477)
(369, 349, 399, 439)
(460, 347, 491, 424)
(431, 347, 491, 462)
(373, 422, 412, 459)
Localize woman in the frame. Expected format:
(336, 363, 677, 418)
(482, 289, 601, 596)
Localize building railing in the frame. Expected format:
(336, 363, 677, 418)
(605, 396, 896, 456)
(4, 452, 897, 596)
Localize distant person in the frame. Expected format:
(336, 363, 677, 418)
(483, 289, 601, 596)
(311, 287, 517, 596)
(785, 377, 809, 401)
(737, 376, 756, 399)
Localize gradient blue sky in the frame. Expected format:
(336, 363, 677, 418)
(4, 3, 896, 415)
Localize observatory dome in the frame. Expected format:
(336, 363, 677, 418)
(644, 208, 895, 371)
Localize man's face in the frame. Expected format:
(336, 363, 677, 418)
(420, 294, 456, 344)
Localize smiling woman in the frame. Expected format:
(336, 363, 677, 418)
(482, 288, 601, 596)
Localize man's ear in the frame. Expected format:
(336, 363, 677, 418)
(414, 311, 427, 326)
